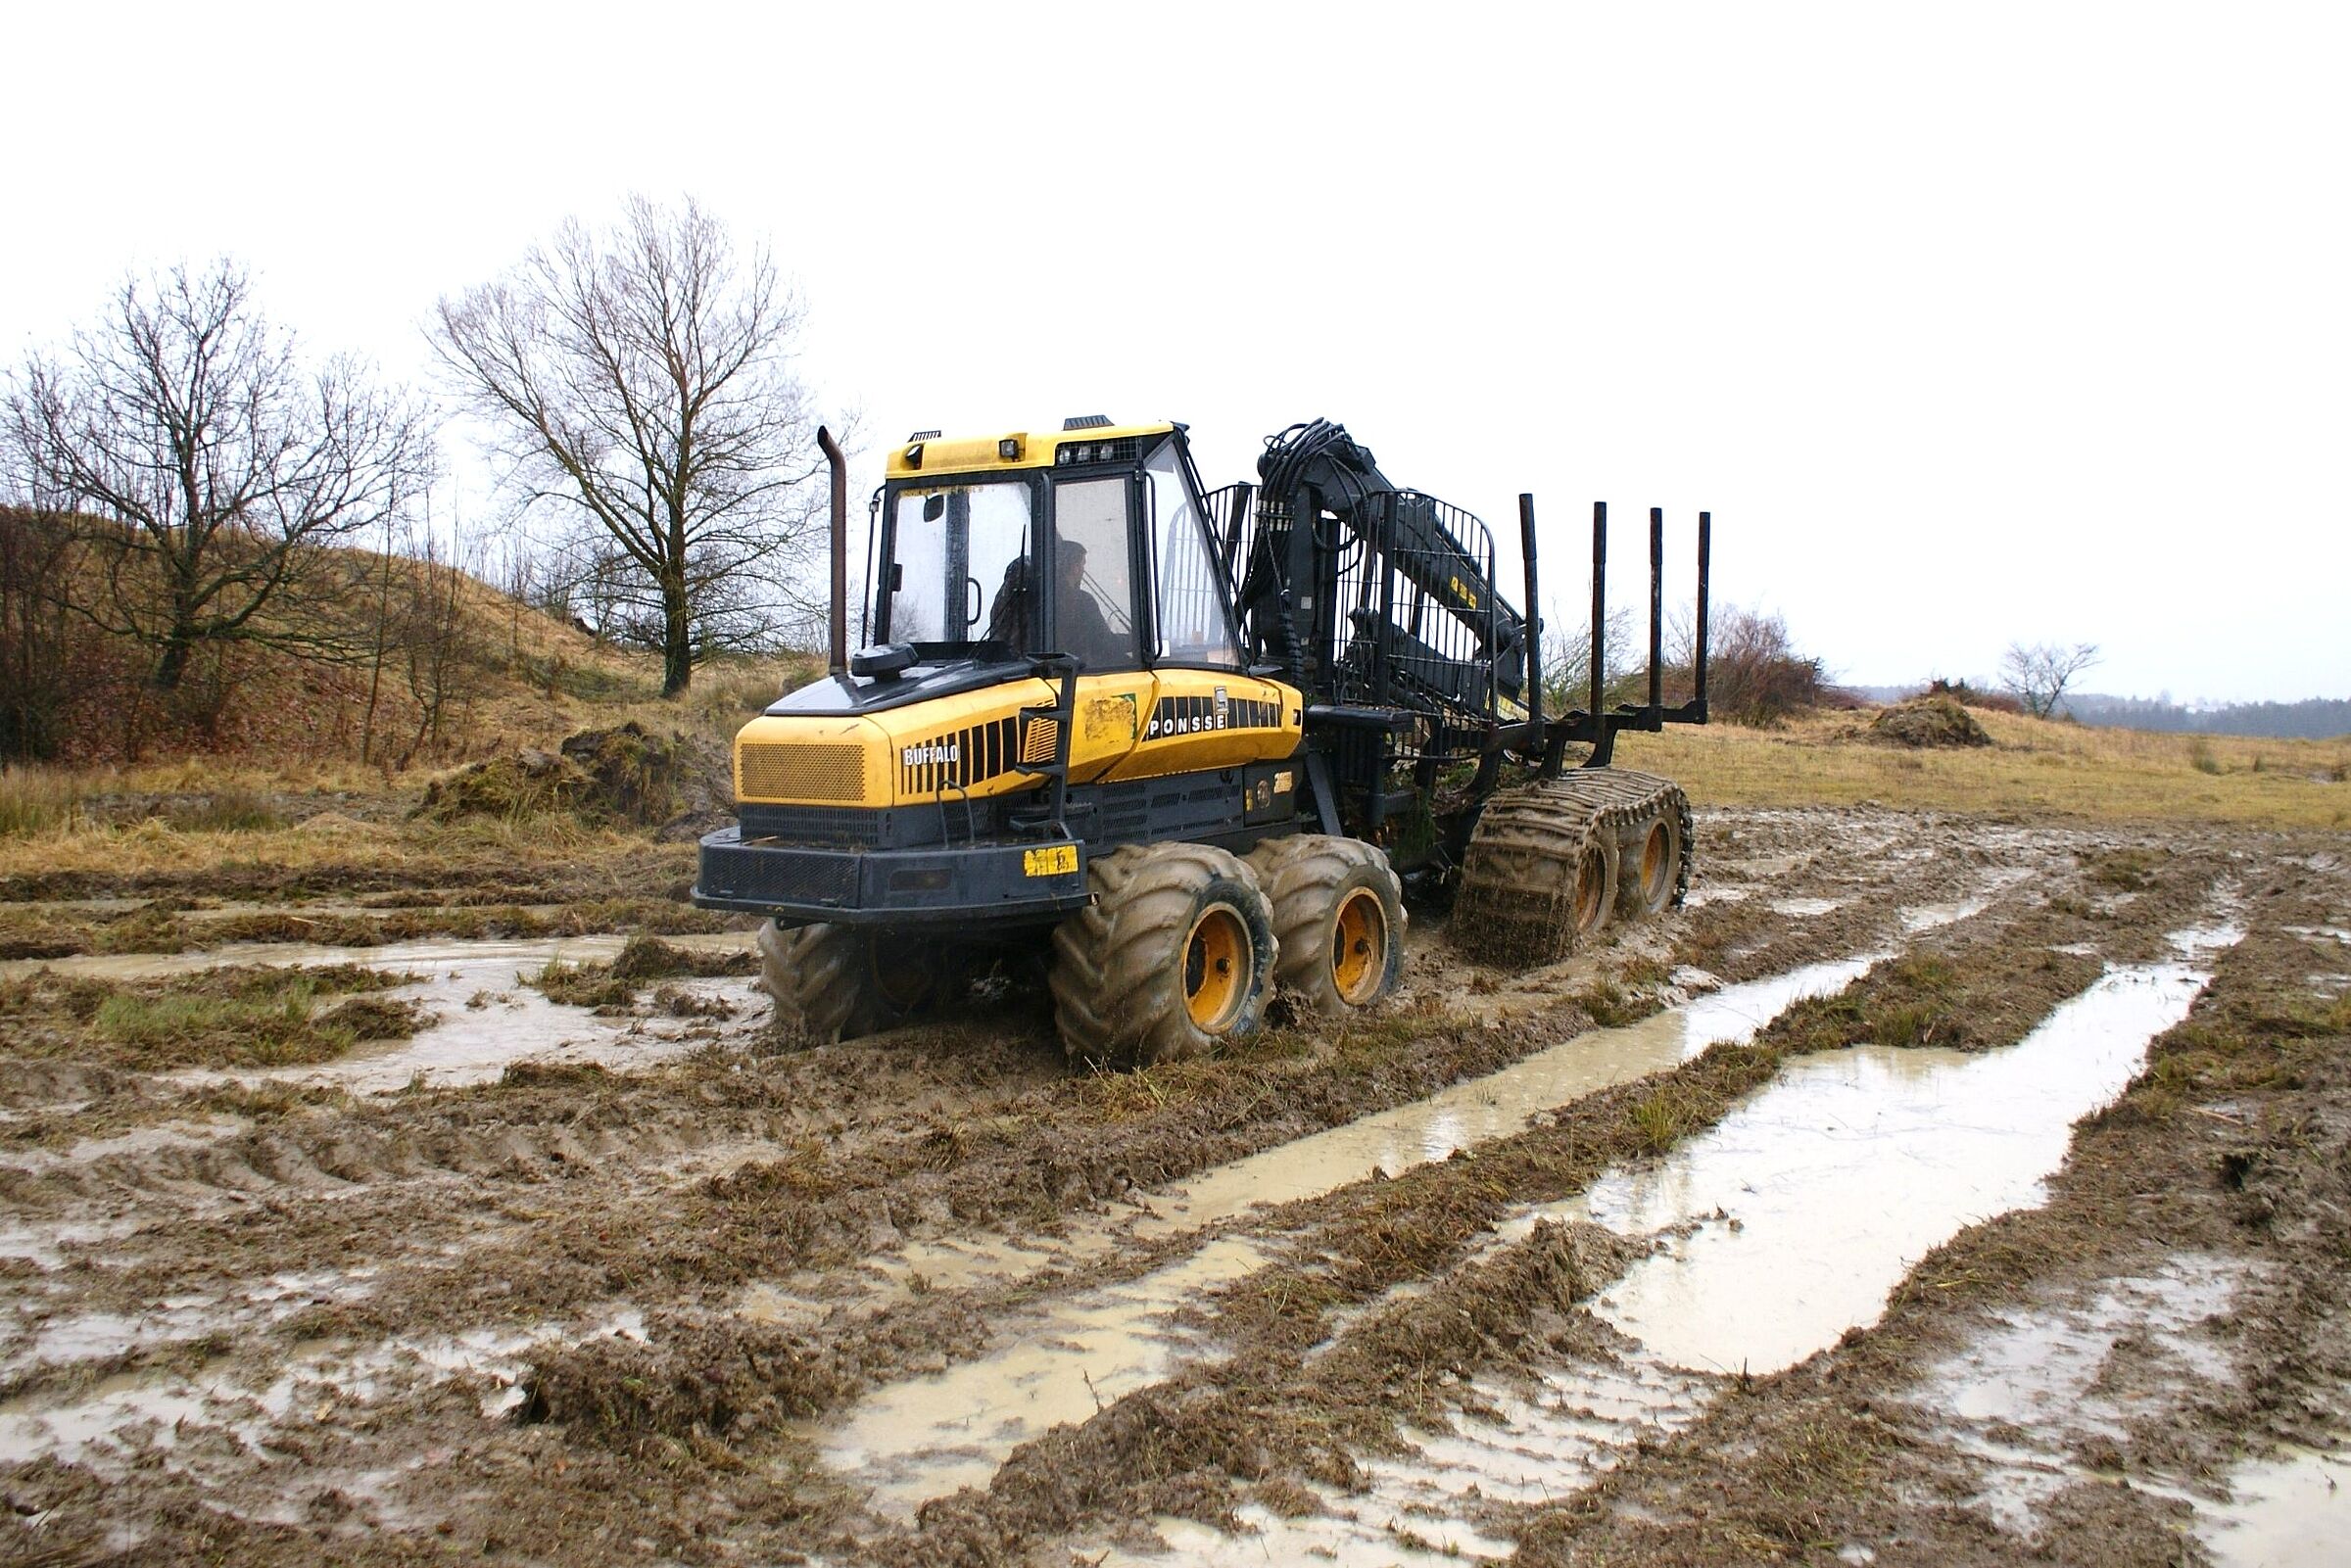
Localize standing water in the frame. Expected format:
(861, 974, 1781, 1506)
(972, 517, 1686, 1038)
(1107, 927, 2240, 1562)
(807, 959, 1880, 1516)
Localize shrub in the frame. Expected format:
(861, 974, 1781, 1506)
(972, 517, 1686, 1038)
(1703, 608, 1826, 727)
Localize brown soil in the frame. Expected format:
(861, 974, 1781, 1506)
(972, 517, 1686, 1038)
(412, 722, 730, 831)
(1870, 692, 1995, 748)
(522, 934, 758, 1009)
(0, 807, 2342, 1568)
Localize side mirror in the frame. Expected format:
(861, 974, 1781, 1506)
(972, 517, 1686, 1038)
(922, 495, 946, 522)
(850, 642, 920, 680)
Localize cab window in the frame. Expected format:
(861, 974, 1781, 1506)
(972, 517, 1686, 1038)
(1049, 477, 1140, 671)
(1145, 440, 1242, 668)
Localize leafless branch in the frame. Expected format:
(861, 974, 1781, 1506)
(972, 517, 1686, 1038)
(2000, 641, 2100, 720)
(431, 196, 836, 694)
(2, 261, 436, 690)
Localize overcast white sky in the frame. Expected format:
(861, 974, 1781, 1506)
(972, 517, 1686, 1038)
(6, 3, 2345, 702)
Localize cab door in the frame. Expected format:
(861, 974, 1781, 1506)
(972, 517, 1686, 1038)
(1104, 434, 1302, 781)
(1045, 469, 1154, 784)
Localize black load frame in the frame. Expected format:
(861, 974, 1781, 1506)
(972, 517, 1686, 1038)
(1220, 420, 1711, 850)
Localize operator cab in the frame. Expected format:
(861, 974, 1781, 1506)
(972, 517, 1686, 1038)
(769, 419, 1246, 718)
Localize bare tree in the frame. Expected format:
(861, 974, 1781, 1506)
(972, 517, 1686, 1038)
(430, 196, 828, 696)
(0, 505, 82, 758)
(396, 521, 487, 766)
(3, 261, 435, 690)
(2001, 640, 2100, 719)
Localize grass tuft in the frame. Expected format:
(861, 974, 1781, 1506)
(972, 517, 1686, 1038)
(0, 769, 92, 837)
(523, 935, 753, 1010)
(3, 962, 423, 1069)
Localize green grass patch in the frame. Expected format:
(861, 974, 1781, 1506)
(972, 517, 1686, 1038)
(1, 962, 424, 1069)
(1573, 978, 1646, 1027)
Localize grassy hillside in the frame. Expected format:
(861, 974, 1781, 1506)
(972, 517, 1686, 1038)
(0, 530, 2341, 895)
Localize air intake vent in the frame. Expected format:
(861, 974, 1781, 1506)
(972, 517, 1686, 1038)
(1062, 414, 1114, 430)
(1020, 716, 1060, 763)
(738, 742, 867, 803)
(907, 428, 942, 440)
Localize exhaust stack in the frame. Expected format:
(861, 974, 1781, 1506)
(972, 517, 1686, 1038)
(819, 425, 847, 675)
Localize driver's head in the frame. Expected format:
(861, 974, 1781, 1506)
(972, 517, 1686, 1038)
(1057, 539, 1087, 587)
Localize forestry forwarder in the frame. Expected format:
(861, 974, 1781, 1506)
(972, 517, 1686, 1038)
(692, 416, 1713, 1066)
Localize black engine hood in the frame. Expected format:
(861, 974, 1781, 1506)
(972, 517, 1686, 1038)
(766, 656, 1036, 718)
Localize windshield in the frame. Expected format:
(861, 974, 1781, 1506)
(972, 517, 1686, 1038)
(882, 479, 1037, 649)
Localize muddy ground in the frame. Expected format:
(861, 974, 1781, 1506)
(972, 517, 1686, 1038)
(0, 807, 2344, 1566)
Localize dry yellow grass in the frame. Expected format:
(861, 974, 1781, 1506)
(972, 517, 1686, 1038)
(5, 692, 2342, 890)
(1612, 709, 2351, 831)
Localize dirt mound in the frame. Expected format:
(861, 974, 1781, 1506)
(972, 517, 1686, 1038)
(1869, 694, 1992, 748)
(1921, 677, 2025, 715)
(522, 1313, 855, 1454)
(412, 722, 724, 828)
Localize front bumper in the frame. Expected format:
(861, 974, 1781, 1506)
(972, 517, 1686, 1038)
(691, 827, 1090, 927)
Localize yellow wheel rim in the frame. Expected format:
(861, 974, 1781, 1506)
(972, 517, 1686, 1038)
(1573, 845, 1609, 935)
(1640, 822, 1673, 907)
(1330, 887, 1389, 1006)
(1183, 904, 1251, 1031)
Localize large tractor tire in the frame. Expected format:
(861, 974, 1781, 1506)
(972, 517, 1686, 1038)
(1050, 842, 1277, 1069)
(1451, 770, 1689, 966)
(756, 921, 942, 1042)
(1245, 834, 1407, 1014)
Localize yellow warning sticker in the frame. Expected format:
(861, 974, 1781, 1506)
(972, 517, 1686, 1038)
(1023, 844, 1079, 878)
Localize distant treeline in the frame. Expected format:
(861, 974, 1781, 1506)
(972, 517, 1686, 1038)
(1846, 684, 2350, 739)
(2063, 694, 2351, 740)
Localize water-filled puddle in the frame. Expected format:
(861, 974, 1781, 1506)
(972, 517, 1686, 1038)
(1903, 1255, 2240, 1534)
(1769, 896, 1846, 917)
(1095, 1358, 1713, 1565)
(0, 1311, 646, 1469)
(1899, 896, 1987, 932)
(2197, 1436, 2351, 1567)
(818, 1238, 1269, 1519)
(1549, 954, 2222, 1374)
(1129, 957, 1878, 1244)
(805, 962, 1880, 1516)
(814, 960, 1883, 1327)
(2, 934, 755, 1093)
(1132, 927, 2237, 1561)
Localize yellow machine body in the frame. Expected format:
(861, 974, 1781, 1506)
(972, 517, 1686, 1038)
(733, 668, 1303, 811)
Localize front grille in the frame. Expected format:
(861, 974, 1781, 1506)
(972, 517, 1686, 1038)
(704, 843, 858, 907)
(739, 804, 886, 848)
(739, 742, 866, 803)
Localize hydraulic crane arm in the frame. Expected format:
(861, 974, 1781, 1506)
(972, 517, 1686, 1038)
(1244, 419, 1529, 720)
